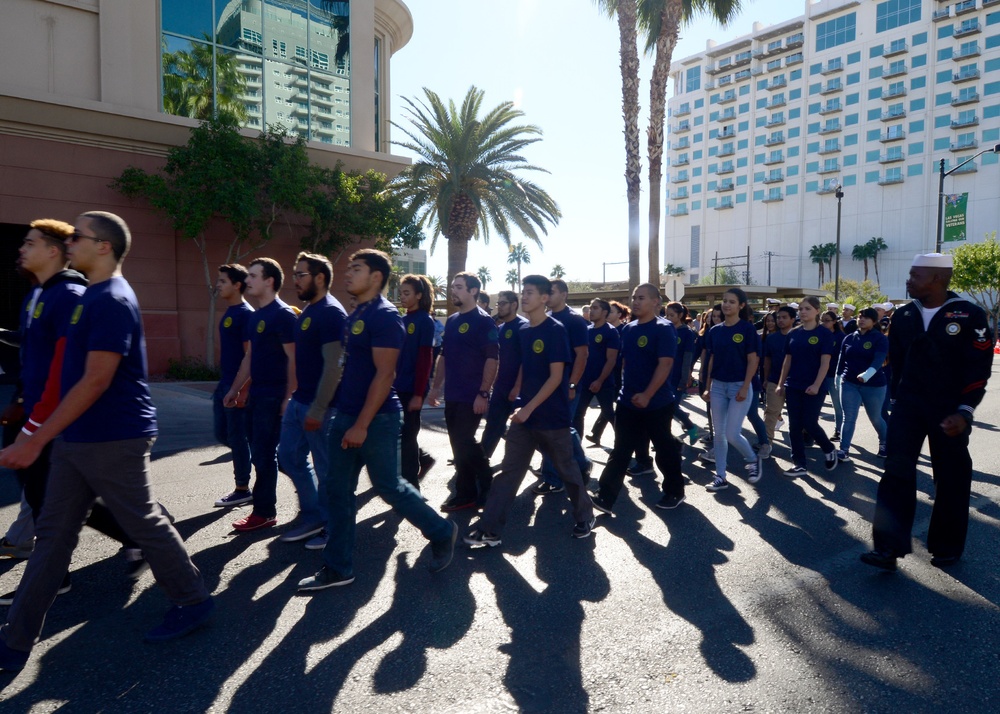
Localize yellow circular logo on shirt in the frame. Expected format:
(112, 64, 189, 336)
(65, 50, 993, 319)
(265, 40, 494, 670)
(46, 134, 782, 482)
(863, 341, 872, 349)
(733, 333, 744, 344)
(351, 320, 365, 335)
(33, 302, 44, 319)
(459, 322, 470, 334)
(808, 336, 819, 345)
(532, 339, 544, 354)
(301, 317, 312, 331)
(505, 328, 513, 338)
(637, 335, 648, 348)
(70, 304, 83, 325)
(595, 334, 603, 343)
(223, 316, 232, 328)
(256, 320, 266, 334)
(407, 322, 416, 334)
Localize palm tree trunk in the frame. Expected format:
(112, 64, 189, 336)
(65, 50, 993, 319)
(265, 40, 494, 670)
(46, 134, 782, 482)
(447, 235, 470, 315)
(873, 255, 880, 286)
(647, 3, 681, 287)
(863, 259, 869, 281)
(617, 0, 642, 290)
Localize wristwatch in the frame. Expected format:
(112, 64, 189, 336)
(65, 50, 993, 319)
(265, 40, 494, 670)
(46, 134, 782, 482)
(478, 390, 490, 399)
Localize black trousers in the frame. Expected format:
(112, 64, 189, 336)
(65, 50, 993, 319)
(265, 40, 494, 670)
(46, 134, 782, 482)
(445, 400, 492, 504)
(397, 392, 429, 489)
(597, 403, 684, 507)
(873, 401, 973, 559)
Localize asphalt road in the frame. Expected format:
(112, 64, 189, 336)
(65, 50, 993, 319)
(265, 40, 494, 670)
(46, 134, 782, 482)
(1, 372, 999, 713)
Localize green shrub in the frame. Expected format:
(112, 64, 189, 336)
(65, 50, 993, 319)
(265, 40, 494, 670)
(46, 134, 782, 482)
(165, 357, 220, 382)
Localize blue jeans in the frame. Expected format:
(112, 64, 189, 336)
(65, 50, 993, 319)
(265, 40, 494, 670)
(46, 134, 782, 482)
(709, 380, 756, 481)
(213, 383, 251, 488)
(823, 376, 844, 433)
(277, 398, 332, 526)
(541, 387, 589, 486)
(323, 411, 452, 578)
(480, 393, 516, 460)
(839, 381, 887, 453)
(247, 394, 283, 518)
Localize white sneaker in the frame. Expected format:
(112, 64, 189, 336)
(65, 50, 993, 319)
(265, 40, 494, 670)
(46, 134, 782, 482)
(776, 419, 785, 431)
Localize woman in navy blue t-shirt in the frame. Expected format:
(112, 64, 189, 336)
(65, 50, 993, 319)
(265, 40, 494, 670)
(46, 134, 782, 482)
(701, 289, 760, 491)
(836, 307, 888, 460)
(775, 296, 838, 476)
(820, 310, 845, 441)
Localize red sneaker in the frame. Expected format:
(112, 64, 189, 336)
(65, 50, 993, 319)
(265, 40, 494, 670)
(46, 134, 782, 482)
(232, 514, 277, 532)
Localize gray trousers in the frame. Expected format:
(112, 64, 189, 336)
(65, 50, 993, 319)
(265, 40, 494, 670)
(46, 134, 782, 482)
(1, 437, 208, 652)
(479, 423, 593, 534)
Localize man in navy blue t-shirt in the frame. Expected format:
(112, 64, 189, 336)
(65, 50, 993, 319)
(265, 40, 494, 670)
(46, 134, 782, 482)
(466, 275, 595, 547)
(428, 272, 498, 511)
(276, 252, 346, 549)
(762, 305, 795, 451)
(296, 250, 456, 592)
(224, 257, 297, 532)
(479, 290, 527, 460)
(212, 264, 254, 508)
(573, 298, 620, 441)
(0, 212, 211, 667)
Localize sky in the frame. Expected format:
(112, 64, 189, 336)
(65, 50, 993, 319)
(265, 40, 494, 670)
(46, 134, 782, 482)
(389, 0, 792, 288)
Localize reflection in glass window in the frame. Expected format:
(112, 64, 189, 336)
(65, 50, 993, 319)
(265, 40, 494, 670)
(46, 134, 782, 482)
(816, 13, 857, 52)
(875, 0, 921, 34)
(162, 0, 212, 40)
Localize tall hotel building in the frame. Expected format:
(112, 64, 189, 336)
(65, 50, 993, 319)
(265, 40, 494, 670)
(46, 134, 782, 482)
(664, 0, 1000, 297)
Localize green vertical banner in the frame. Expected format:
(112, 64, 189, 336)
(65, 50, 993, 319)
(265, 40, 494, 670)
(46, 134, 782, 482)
(943, 192, 969, 243)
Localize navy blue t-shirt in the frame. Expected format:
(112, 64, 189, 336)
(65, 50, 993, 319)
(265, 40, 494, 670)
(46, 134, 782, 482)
(839, 329, 888, 387)
(825, 331, 845, 380)
(581, 322, 621, 388)
(494, 315, 528, 397)
(706, 321, 759, 383)
(218, 301, 253, 391)
(336, 295, 403, 416)
(668, 324, 696, 389)
(20, 275, 86, 413)
(783, 325, 835, 391)
(441, 307, 499, 403)
(246, 298, 297, 399)
(293, 294, 347, 406)
(549, 306, 589, 354)
(619, 318, 677, 411)
(516, 317, 571, 430)
(763, 330, 790, 384)
(61, 277, 157, 442)
(394, 310, 436, 394)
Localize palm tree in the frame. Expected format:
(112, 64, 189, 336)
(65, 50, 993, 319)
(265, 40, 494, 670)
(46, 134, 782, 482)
(477, 266, 492, 288)
(596, 0, 641, 289)
(851, 243, 872, 281)
(639, 0, 743, 285)
(391, 87, 560, 313)
(426, 275, 447, 299)
(162, 36, 248, 123)
(809, 244, 827, 286)
(663, 262, 685, 277)
(822, 242, 839, 286)
(505, 268, 520, 290)
(867, 236, 888, 286)
(508, 242, 532, 285)
(550, 264, 566, 279)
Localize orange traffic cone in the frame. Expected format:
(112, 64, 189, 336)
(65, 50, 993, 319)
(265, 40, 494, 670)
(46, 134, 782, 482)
(994, 339, 1000, 355)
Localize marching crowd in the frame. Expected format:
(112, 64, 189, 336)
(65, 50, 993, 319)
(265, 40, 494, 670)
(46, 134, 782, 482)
(0, 211, 993, 673)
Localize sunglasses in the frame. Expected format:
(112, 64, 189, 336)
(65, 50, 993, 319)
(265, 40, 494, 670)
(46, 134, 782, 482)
(67, 231, 106, 244)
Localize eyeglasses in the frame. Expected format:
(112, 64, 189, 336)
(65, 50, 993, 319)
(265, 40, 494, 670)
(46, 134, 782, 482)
(292, 271, 313, 279)
(496, 301, 511, 307)
(67, 231, 105, 243)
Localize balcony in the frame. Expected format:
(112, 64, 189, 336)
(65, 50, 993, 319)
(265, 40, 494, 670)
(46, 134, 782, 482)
(704, 80, 717, 90)
(819, 122, 842, 134)
(821, 80, 843, 94)
(734, 51, 752, 66)
(882, 86, 907, 100)
(762, 191, 784, 203)
(715, 198, 735, 210)
(671, 173, 689, 183)
(766, 77, 787, 91)
(955, 0, 978, 15)
(820, 100, 843, 115)
(951, 138, 979, 151)
(880, 129, 906, 142)
(716, 162, 735, 174)
(718, 128, 736, 139)
(881, 109, 907, 121)
(718, 145, 736, 157)
(762, 172, 784, 184)
(674, 137, 691, 149)
(951, 115, 979, 128)
(879, 151, 905, 163)
(786, 53, 803, 66)
(716, 109, 737, 122)
(706, 60, 731, 76)
(787, 33, 804, 47)
(674, 104, 691, 116)
(986, 0, 1000, 7)
(954, 45, 980, 60)
(718, 76, 733, 87)
(953, 162, 979, 174)
(932, 8, 950, 22)
(671, 207, 689, 216)
(883, 64, 908, 79)
(715, 180, 735, 192)
(766, 115, 786, 128)
(884, 42, 909, 57)
(719, 90, 737, 104)
(818, 141, 842, 154)
(672, 188, 689, 199)
(763, 153, 784, 165)
(672, 156, 689, 166)
(821, 59, 843, 75)
(735, 69, 752, 82)
(952, 92, 980, 106)
(766, 96, 787, 109)
(817, 181, 841, 195)
(954, 21, 982, 37)
(674, 120, 691, 133)
(952, 69, 980, 83)
(878, 174, 904, 186)
(818, 162, 840, 174)
(765, 133, 785, 146)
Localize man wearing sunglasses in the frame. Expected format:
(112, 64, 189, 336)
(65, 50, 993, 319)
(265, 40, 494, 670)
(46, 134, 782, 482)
(0, 212, 213, 671)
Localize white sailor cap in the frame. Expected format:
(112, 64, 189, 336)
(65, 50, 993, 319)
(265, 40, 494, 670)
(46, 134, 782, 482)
(842, 304, 856, 311)
(881, 302, 895, 311)
(766, 298, 780, 305)
(826, 303, 839, 310)
(912, 252, 953, 269)
(789, 302, 799, 309)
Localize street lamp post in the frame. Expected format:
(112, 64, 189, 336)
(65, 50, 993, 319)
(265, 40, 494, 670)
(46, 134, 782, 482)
(834, 186, 844, 302)
(936, 143, 1000, 253)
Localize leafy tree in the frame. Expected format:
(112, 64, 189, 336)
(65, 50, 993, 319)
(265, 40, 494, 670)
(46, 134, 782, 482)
(851, 242, 873, 281)
(700, 266, 741, 285)
(391, 87, 560, 312)
(821, 278, 887, 309)
(505, 268, 520, 290)
(663, 262, 685, 277)
(867, 236, 888, 286)
(427, 275, 447, 299)
(550, 264, 566, 279)
(809, 242, 838, 287)
(508, 242, 532, 286)
(950, 232, 1000, 332)
(477, 266, 492, 288)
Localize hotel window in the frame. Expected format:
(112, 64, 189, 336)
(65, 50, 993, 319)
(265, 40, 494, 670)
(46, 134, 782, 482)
(876, 0, 922, 34)
(686, 66, 702, 92)
(816, 14, 857, 52)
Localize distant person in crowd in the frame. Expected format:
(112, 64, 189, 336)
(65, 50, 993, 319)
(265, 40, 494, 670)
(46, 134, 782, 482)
(575, 298, 619, 447)
(841, 304, 858, 334)
(0, 212, 213, 672)
(276, 253, 346, 550)
(862, 253, 994, 572)
(297, 249, 456, 592)
(663, 301, 700, 444)
(465, 275, 596, 547)
(212, 264, 254, 508)
(775, 296, 838, 477)
(820, 310, 845, 442)
(762, 305, 796, 454)
(835, 307, 888, 462)
(223, 258, 297, 532)
(428, 272, 498, 511)
(477, 291, 491, 316)
(395, 274, 437, 488)
(480, 290, 527, 461)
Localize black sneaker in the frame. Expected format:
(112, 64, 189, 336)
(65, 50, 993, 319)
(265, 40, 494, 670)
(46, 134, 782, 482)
(144, 597, 215, 642)
(585, 433, 601, 446)
(429, 522, 458, 573)
(860, 550, 898, 572)
(831, 431, 841, 442)
(214, 490, 252, 508)
(877, 445, 887, 458)
(572, 517, 596, 538)
(297, 566, 355, 592)
(785, 465, 807, 477)
(824, 450, 839, 471)
(463, 529, 502, 547)
(532, 481, 565, 495)
(655, 494, 686, 510)
(930, 554, 960, 568)
(441, 496, 477, 512)
(124, 548, 149, 580)
(590, 495, 613, 516)
(705, 477, 728, 492)
(626, 460, 655, 476)
(417, 454, 436, 481)
(0, 573, 71, 606)
(836, 450, 850, 462)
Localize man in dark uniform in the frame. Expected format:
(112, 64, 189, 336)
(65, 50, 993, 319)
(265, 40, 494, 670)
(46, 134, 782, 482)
(861, 253, 994, 571)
